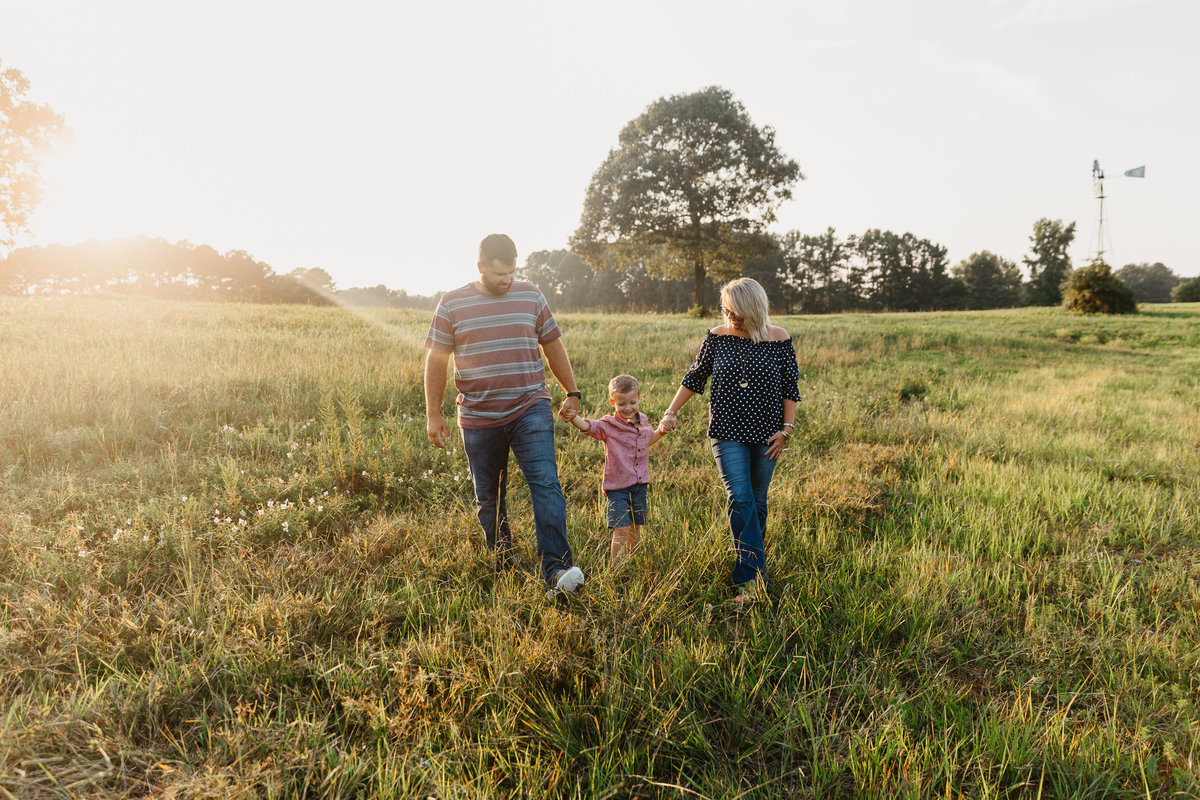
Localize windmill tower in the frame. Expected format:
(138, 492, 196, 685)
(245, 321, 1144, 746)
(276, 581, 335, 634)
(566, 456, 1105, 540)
(1089, 159, 1112, 263)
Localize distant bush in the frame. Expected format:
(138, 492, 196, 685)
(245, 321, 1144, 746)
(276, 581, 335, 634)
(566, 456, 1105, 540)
(1172, 277, 1200, 302)
(1061, 260, 1137, 314)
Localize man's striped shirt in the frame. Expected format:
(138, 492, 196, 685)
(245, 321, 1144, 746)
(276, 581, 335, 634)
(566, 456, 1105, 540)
(425, 281, 561, 429)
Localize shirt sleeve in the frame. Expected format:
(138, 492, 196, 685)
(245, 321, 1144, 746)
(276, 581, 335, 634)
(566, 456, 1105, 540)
(680, 333, 716, 394)
(578, 417, 607, 441)
(425, 301, 455, 352)
(534, 291, 562, 345)
(780, 339, 802, 402)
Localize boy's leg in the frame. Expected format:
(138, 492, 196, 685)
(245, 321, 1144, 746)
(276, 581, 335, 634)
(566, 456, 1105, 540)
(610, 525, 633, 562)
(629, 484, 647, 554)
(606, 486, 639, 564)
(461, 423, 514, 569)
(509, 401, 573, 585)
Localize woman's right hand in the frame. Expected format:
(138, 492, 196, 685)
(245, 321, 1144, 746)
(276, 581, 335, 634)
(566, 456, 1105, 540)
(659, 412, 678, 433)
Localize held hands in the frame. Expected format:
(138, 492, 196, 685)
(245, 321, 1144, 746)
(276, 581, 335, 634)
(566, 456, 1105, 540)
(658, 411, 678, 434)
(558, 395, 581, 421)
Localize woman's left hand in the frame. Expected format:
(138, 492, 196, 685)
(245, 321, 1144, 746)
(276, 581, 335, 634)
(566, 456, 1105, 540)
(766, 430, 788, 460)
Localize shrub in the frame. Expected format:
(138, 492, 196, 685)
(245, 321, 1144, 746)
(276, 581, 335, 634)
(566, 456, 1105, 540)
(1061, 259, 1137, 314)
(1172, 277, 1200, 302)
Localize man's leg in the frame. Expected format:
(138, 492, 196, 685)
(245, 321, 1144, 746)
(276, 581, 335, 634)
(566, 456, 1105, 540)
(461, 424, 514, 569)
(509, 401, 573, 585)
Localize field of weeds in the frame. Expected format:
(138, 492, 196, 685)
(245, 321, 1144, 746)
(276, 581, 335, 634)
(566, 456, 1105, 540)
(2, 297, 1199, 798)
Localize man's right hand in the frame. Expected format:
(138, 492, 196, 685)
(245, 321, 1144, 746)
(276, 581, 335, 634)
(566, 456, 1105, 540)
(427, 414, 451, 449)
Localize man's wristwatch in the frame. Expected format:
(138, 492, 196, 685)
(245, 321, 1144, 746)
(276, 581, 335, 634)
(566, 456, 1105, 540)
(566, 391, 582, 400)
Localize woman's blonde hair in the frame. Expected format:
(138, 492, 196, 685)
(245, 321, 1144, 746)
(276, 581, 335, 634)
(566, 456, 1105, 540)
(720, 278, 771, 343)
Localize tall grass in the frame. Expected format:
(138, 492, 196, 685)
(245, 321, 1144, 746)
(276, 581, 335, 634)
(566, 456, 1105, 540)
(1, 297, 1199, 798)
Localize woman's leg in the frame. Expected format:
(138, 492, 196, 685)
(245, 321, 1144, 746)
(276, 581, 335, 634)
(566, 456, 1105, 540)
(748, 442, 777, 546)
(711, 439, 771, 586)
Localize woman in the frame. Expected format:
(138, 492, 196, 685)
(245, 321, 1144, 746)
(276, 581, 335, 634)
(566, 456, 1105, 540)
(659, 278, 801, 603)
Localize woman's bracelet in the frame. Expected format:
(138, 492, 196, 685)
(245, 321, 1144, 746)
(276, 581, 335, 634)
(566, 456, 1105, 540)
(663, 410, 678, 417)
(782, 422, 794, 429)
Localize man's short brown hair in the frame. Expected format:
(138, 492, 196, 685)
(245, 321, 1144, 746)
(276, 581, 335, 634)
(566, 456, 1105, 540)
(479, 234, 518, 265)
(608, 374, 640, 396)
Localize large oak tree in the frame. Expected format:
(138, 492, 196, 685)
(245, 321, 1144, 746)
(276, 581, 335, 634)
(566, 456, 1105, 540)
(571, 86, 800, 308)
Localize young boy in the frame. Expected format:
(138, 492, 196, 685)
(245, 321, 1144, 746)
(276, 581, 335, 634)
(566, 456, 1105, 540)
(561, 375, 668, 564)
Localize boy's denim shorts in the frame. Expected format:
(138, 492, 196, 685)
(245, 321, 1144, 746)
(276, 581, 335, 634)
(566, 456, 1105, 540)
(604, 483, 648, 528)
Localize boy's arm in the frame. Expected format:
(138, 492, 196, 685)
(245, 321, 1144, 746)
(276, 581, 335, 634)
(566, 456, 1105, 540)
(560, 407, 593, 433)
(648, 427, 666, 446)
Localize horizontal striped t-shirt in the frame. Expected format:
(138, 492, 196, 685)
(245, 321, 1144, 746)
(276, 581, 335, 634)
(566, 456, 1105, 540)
(425, 281, 561, 429)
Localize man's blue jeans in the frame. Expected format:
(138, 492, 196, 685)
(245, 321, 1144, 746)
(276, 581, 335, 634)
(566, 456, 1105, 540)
(710, 439, 777, 587)
(461, 401, 573, 584)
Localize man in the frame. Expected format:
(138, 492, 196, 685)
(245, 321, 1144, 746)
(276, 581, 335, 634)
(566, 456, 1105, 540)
(424, 233, 585, 597)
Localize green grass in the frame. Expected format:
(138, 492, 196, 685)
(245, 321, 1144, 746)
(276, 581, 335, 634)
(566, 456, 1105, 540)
(2, 297, 1199, 798)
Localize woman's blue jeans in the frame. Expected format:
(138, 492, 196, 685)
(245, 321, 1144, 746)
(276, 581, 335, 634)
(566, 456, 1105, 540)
(461, 401, 573, 584)
(710, 439, 777, 587)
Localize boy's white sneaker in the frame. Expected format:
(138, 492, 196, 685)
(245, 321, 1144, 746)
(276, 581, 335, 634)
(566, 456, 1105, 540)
(546, 566, 585, 599)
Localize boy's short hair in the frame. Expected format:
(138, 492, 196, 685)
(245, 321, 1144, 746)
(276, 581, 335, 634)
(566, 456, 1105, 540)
(608, 374, 639, 396)
(478, 233, 518, 265)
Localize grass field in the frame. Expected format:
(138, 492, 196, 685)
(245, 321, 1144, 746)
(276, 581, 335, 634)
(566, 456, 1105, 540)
(2, 296, 1199, 799)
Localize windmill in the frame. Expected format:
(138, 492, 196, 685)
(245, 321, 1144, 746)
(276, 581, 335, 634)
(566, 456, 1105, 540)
(1089, 159, 1111, 263)
(1089, 160, 1145, 264)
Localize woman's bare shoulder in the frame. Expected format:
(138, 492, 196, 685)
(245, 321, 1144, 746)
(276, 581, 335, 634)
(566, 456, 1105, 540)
(768, 325, 790, 341)
(710, 325, 729, 335)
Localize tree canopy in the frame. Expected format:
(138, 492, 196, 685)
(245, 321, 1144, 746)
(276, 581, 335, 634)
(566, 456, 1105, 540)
(1114, 262, 1180, 304)
(1023, 218, 1075, 306)
(1, 60, 68, 251)
(952, 251, 1023, 310)
(1172, 277, 1200, 303)
(571, 86, 801, 308)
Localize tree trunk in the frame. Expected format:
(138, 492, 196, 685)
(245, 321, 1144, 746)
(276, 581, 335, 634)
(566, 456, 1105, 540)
(693, 259, 705, 309)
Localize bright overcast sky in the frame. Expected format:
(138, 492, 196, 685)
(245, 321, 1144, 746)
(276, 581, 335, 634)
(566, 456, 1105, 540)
(3, 0, 1197, 295)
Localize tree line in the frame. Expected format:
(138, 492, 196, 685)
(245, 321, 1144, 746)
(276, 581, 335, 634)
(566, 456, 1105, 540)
(0, 237, 439, 308)
(521, 220, 1193, 314)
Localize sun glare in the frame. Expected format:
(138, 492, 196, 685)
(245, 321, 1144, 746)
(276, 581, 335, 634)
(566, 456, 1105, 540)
(25, 142, 151, 246)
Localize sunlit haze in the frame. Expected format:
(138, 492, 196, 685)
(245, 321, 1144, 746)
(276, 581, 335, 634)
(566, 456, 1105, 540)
(4, 0, 1197, 295)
